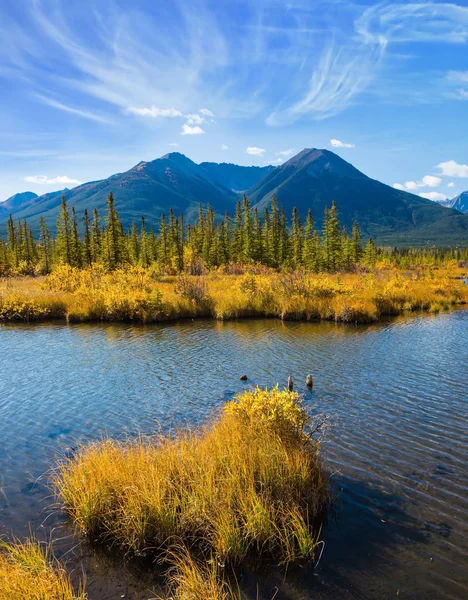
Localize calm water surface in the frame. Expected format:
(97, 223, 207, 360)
(0, 312, 467, 599)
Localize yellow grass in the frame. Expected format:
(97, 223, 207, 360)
(0, 538, 85, 600)
(0, 263, 466, 323)
(55, 387, 327, 566)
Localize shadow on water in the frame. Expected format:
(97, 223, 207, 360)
(41, 474, 432, 600)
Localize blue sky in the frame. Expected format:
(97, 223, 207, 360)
(1, 0, 468, 202)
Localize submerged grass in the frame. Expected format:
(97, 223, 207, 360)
(0, 264, 467, 323)
(0, 538, 85, 600)
(55, 387, 327, 568)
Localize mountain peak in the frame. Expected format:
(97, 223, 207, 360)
(282, 148, 364, 179)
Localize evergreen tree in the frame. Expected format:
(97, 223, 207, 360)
(70, 207, 82, 268)
(56, 196, 72, 265)
(39, 216, 53, 273)
(90, 209, 102, 263)
(82, 209, 92, 267)
(104, 192, 125, 269)
(350, 221, 362, 266)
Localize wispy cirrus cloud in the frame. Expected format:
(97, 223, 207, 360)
(127, 106, 183, 118)
(1, 0, 468, 133)
(35, 94, 112, 124)
(24, 174, 82, 185)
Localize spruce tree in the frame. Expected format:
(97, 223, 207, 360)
(56, 196, 72, 265)
(82, 209, 92, 267)
(39, 216, 52, 273)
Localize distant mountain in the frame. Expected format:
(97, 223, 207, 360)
(199, 162, 274, 192)
(0, 153, 248, 233)
(445, 192, 468, 214)
(0, 191, 38, 214)
(1, 149, 467, 246)
(246, 149, 468, 246)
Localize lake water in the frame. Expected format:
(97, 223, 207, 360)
(0, 312, 467, 599)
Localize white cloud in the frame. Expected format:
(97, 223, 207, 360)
(421, 175, 442, 188)
(220, 144, 229, 150)
(448, 182, 455, 188)
(436, 160, 468, 178)
(271, 158, 284, 165)
(127, 106, 183, 118)
(24, 175, 82, 186)
(246, 146, 266, 156)
(186, 113, 205, 126)
(276, 148, 295, 157)
(180, 124, 205, 136)
(199, 108, 214, 117)
(169, 143, 179, 147)
(418, 192, 447, 202)
(393, 175, 443, 192)
(330, 138, 355, 148)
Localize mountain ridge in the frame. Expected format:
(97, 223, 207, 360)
(1, 149, 467, 247)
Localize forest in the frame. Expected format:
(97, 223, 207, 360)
(1, 192, 467, 276)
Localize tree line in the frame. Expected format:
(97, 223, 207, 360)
(0, 193, 466, 275)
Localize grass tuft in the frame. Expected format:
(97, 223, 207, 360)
(0, 538, 85, 600)
(55, 388, 328, 566)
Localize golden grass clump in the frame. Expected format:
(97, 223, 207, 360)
(0, 538, 85, 600)
(159, 546, 240, 600)
(55, 387, 327, 566)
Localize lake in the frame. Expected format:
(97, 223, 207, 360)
(0, 312, 467, 599)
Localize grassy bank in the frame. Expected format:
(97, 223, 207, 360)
(1, 264, 467, 324)
(0, 538, 85, 600)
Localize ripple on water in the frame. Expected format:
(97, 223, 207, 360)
(0, 311, 467, 599)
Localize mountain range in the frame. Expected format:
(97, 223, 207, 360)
(1, 149, 467, 247)
(436, 191, 468, 215)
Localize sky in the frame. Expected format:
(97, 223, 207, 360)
(1, 0, 468, 202)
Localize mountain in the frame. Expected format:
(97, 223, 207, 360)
(0, 153, 248, 233)
(445, 192, 468, 214)
(0, 191, 38, 215)
(199, 163, 274, 192)
(1, 149, 467, 246)
(247, 149, 468, 246)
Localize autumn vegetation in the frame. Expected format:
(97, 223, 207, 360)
(55, 387, 327, 597)
(0, 538, 85, 600)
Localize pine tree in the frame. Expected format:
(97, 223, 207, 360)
(242, 195, 253, 262)
(363, 237, 377, 269)
(322, 202, 341, 272)
(56, 196, 72, 265)
(104, 192, 125, 269)
(90, 209, 102, 263)
(139, 217, 150, 268)
(232, 201, 243, 263)
(70, 207, 82, 268)
(291, 207, 303, 268)
(129, 221, 139, 265)
(350, 221, 362, 266)
(82, 209, 92, 267)
(7, 215, 18, 269)
(39, 216, 52, 273)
